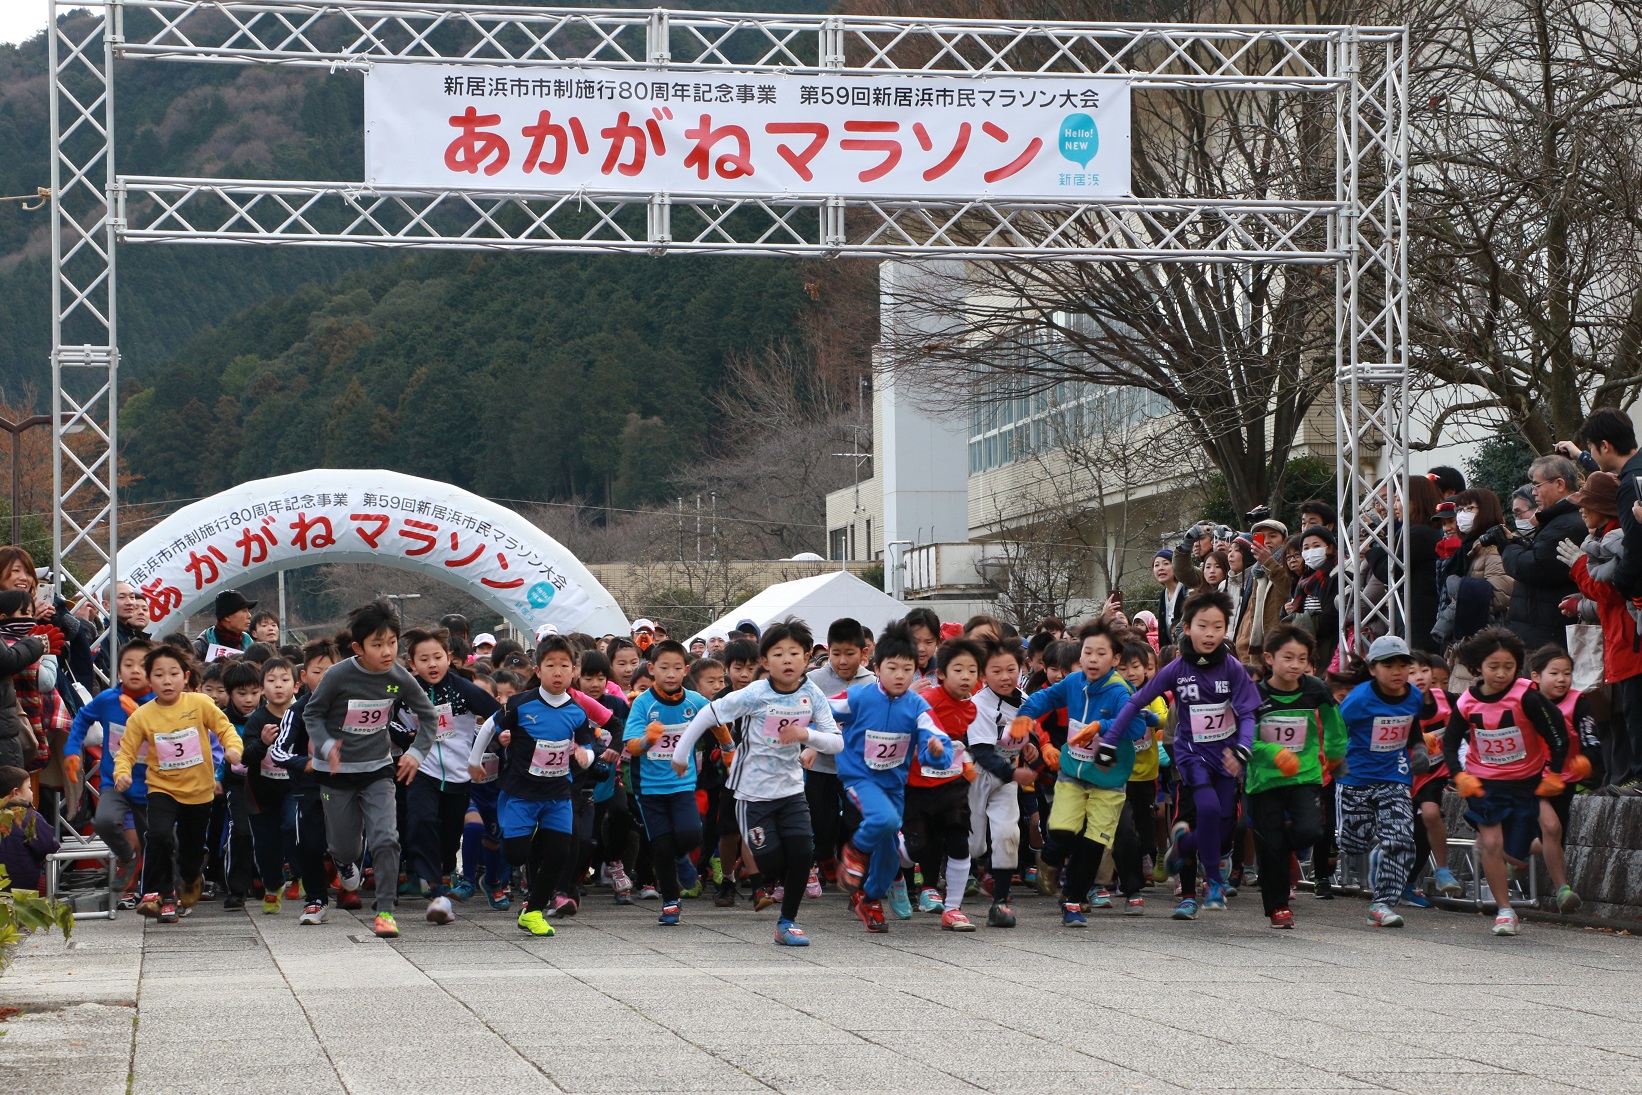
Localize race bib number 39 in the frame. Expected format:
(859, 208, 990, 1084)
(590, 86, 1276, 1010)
(864, 730, 910, 770)
(1190, 703, 1235, 743)
(1258, 714, 1309, 752)
(1370, 716, 1412, 753)
(1475, 726, 1526, 765)
(154, 727, 205, 771)
(528, 738, 571, 778)
(342, 699, 394, 735)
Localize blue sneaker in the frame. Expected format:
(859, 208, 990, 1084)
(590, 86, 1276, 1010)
(1165, 821, 1190, 876)
(774, 918, 811, 946)
(1172, 897, 1199, 920)
(450, 878, 477, 902)
(1401, 886, 1432, 909)
(916, 887, 943, 914)
(1202, 883, 1227, 911)
(1220, 857, 1238, 897)
(1062, 902, 1088, 927)
(886, 878, 914, 920)
(1086, 887, 1114, 910)
(658, 901, 681, 926)
(487, 887, 511, 911)
(1433, 866, 1463, 897)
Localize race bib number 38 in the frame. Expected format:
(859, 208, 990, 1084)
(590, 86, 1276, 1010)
(648, 729, 683, 761)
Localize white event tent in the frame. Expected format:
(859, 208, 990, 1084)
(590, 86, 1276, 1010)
(689, 571, 906, 644)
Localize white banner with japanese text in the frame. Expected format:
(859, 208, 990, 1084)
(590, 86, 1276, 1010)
(365, 65, 1131, 199)
(87, 470, 631, 638)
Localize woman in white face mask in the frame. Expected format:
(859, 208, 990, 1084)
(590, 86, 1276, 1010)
(1450, 488, 1516, 618)
(1282, 527, 1341, 671)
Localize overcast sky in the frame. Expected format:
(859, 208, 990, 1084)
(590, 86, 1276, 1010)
(0, 4, 49, 47)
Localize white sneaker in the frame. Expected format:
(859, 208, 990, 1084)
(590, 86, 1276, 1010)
(426, 895, 456, 925)
(299, 902, 328, 925)
(1492, 907, 1520, 936)
(336, 862, 363, 893)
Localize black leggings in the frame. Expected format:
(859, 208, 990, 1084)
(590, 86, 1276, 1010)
(1249, 784, 1324, 916)
(804, 770, 844, 865)
(503, 828, 578, 914)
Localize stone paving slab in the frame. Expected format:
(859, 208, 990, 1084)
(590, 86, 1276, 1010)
(3, 889, 1640, 1094)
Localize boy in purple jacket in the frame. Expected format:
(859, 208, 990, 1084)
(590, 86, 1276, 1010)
(0, 765, 59, 892)
(1106, 591, 1260, 918)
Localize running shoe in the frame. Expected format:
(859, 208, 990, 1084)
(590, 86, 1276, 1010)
(680, 877, 704, 899)
(678, 855, 699, 894)
(1401, 886, 1431, 909)
(517, 909, 555, 937)
(1313, 878, 1335, 900)
(839, 842, 868, 894)
(550, 894, 578, 918)
(336, 861, 363, 893)
(113, 857, 141, 897)
(1172, 897, 1198, 920)
(1152, 856, 1168, 884)
(941, 908, 975, 932)
(1022, 866, 1040, 889)
(609, 860, 633, 898)
(261, 892, 282, 915)
(158, 900, 179, 924)
(851, 892, 887, 933)
(181, 876, 203, 909)
(136, 892, 161, 919)
(805, 866, 823, 899)
(1124, 895, 1144, 917)
(708, 855, 724, 886)
(658, 901, 682, 926)
(373, 912, 400, 938)
(916, 886, 943, 914)
(987, 901, 1016, 928)
(963, 874, 979, 896)
(223, 893, 246, 911)
(1165, 821, 1191, 877)
(1367, 902, 1404, 927)
(1062, 902, 1087, 928)
(1492, 906, 1520, 936)
(978, 873, 995, 898)
(118, 892, 139, 912)
(337, 889, 364, 911)
(299, 902, 328, 925)
(488, 888, 511, 911)
(886, 878, 913, 920)
(1555, 884, 1581, 913)
(1087, 887, 1114, 910)
(1221, 858, 1238, 897)
(450, 878, 477, 902)
(284, 880, 301, 900)
(1201, 883, 1228, 912)
(771, 885, 785, 904)
(397, 876, 422, 898)
(637, 885, 661, 901)
(425, 895, 455, 924)
(1270, 907, 1294, 929)
(714, 882, 738, 907)
(1433, 866, 1464, 897)
(774, 919, 810, 947)
(1034, 851, 1058, 895)
(752, 887, 776, 912)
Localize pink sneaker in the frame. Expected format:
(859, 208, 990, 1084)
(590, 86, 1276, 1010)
(771, 885, 785, 903)
(805, 866, 823, 899)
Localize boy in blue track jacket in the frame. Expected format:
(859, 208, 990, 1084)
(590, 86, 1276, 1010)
(829, 622, 952, 935)
(64, 637, 155, 897)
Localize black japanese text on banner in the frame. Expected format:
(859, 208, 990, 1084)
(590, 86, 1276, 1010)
(365, 66, 1131, 199)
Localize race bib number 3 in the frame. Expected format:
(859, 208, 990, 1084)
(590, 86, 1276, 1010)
(1190, 703, 1235, 743)
(1258, 714, 1310, 752)
(528, 738, 571, 779)
(154, 727, 205, 771)
(1370, 716, 1412, 753)
(864, 730, 910, 770)
(342, 699, 394, 735)
(1475, 726, 1526, 765)
(761, 707, 810, 743)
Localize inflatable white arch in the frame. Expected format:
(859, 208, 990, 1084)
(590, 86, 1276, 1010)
(88, 470, 629, 638)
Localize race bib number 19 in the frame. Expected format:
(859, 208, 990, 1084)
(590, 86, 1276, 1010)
(1258, 714, 1309, 752)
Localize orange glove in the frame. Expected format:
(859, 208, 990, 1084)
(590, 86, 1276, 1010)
(1423, 731, 1441, 754)
(1006, 716, 1034, 743)
(1273, 749, 1300, 778)
(722, 750, 735, 769)
(1325, 755, 1348, 775)
(1568, 754, 1592, 780)
(1455, 772, 1484, 798)
(1069, 721, 1101, 747)
(63, 754, 82, 787)
(1536, 772, 1565, 798)
(1042, 743, 1060, 771)
(962, 761, 978, 782)
(644, 721, 664, 746)
(710, 725, 733, 747)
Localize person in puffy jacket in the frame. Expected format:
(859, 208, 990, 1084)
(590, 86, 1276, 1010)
(0, 590, 46, 770)
(1501, 455, 1588, 650)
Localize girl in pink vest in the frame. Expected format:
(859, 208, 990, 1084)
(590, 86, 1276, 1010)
(1529, 645, 1598, 915)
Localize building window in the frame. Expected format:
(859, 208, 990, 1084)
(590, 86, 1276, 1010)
(829, 528, 849, 561)
(965, 354, 1168, 473)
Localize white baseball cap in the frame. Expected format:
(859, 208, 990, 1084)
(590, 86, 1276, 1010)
(632, 618, 656, 633)
(534, 623, 559, 641)
(472, 633, 497, 648)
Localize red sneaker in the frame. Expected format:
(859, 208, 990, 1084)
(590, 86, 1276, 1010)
(284, 881, 301, 900)
(850, 891, 887, 933)
(337, 889, 363, 911)
(1270, 907, 1294, 929)
(940, 908, 976, 932)
(839, 842, 868, 894)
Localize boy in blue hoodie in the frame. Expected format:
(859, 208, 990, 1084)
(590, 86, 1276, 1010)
(64, 638, 154, 900)
(1108, 591, 1261, 919)
(829, 621, 952, 934)
(1016, 620, 1150, 927)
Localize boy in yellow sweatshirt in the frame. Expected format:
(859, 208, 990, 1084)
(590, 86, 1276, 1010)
(116, 646, 241, 923)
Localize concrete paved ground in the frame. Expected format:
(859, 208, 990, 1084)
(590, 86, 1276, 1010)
(3, 889, 1640, 1095)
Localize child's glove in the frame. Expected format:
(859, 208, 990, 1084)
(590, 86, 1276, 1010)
(30, 623, 64, 656)
(644, 721, 665, 746)
(1069, 721, 1100, 747)
(1568, 754, 1592, 780)
(1041, 743, 1060, 771)
(711, 724, 733, 747)
(963, 761, 978, 782)
(62, 754, 82, 787)
(1455, 772, 1484, 798)
(1536, 772, 1566, 798)
(1423, 731, 1441, 754)
(1273, 749, 1301, 778)
(1006, 716, 1034, 743)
